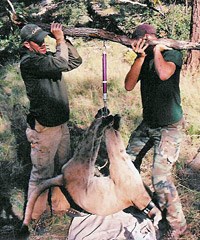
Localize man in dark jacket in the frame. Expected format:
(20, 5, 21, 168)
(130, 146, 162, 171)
(20, 22, 82, 232)
(124, 24, 187, 239)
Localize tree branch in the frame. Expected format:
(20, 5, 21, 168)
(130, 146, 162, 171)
(39, 23, 200, 50)
(6, 0, 16, 13)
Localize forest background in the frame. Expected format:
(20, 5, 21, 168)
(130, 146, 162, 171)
(0, 0, 200, 239)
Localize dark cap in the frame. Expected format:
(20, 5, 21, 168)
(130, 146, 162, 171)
(132, 23, 156, 39)
(20, 24, 49, 43)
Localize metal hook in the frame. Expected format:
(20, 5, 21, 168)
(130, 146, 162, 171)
(103, 40, 106, 52)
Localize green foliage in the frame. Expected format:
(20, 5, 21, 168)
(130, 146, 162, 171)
(0, 128, 16, 162)
(187, 124, 200, 136)
(149, 4, 191, 40)
(108, 0, 191, 43)
(123, 49, 137, 65)
(0, 0, 194, 66)
(0, 64, 28, 163)
(0, 2, 27, 64)
(1, 64, 28, 105)
(53, 0, 89, 26)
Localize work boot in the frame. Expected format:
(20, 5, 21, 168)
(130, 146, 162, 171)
(156, 217, 170, 240)
(31, 211, 52, 235)
(31, 219, 46, 236)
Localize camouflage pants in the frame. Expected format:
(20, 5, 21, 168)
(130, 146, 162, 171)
(126, 119, 186, 230)
(26, 121, 71, 220)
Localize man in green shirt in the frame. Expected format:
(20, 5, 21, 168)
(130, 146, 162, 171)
(125, 23, 187, 239)
(20, 22, 82, 234)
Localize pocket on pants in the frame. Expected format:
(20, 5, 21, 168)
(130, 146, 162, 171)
(31, 143, 53, 179)
(158, 128, 182, 165)
(31, 144, 50, 169)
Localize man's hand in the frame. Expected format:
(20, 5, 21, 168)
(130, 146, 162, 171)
(154, 43, 172, 52)
(50, 23, 65, 44)
(131, 39, 149, 58)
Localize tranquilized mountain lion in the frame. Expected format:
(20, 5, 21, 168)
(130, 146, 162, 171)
(22, 113, 162, 232)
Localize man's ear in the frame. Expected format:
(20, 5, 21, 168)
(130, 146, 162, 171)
(145, 34, 157, 40)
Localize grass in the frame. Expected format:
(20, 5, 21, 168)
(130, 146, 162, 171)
(181, 72, 200, 136)
(0, 40, 199, 239)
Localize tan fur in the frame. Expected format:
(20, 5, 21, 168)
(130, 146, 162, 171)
(23, 115, 161, 227)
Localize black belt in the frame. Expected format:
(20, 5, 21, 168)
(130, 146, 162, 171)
(60, 186, 90, 215)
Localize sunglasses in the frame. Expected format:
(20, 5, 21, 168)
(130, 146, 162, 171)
(29, 38, 45, 47)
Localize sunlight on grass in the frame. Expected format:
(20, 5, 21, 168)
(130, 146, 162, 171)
(181, 73, 200, 135)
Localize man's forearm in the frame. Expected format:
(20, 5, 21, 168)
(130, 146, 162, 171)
(125, 56, 145, 91)
(56, 42, 69, 61)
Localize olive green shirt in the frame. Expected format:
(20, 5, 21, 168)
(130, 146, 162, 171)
(20, 41, 82, 127)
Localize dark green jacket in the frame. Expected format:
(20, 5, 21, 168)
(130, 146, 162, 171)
(139, 50, 183, 127)
(20, 42, 82, 127)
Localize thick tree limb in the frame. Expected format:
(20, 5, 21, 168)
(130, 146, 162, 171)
(63, 28, 200, 50)
(147, 38, 200, 51)
(39, 24, 200, 50)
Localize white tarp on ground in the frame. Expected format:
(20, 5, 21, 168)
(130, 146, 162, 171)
(67, 207, 157, 240)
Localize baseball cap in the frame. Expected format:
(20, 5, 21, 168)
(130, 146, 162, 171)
(20, 24, 49, 44)
(132, 23, 156, 39)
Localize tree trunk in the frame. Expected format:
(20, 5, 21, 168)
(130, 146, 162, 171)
(186, 0, 200, 74)
(39, 23, 200, 50)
